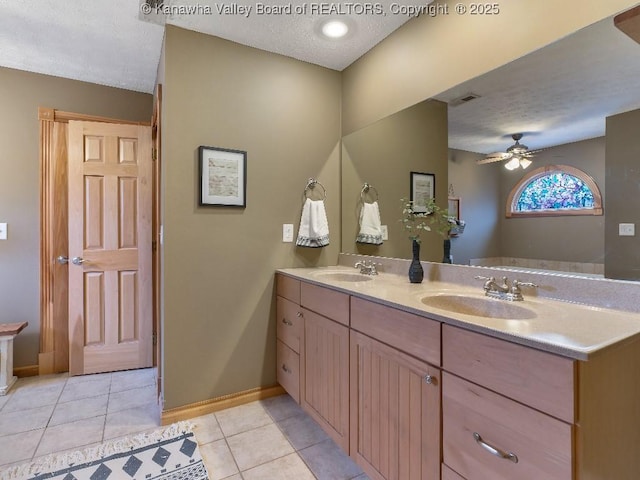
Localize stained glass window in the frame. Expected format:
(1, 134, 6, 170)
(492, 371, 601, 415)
(506, 165, 603, 218)
(515, 172, 594, 211)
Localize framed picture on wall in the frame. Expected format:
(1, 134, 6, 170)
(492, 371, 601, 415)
(198, 146, 247, 207)
(448, 197, 460, 220)
(410, 171, 435, 213)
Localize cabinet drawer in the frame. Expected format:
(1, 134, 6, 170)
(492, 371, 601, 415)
(443, 373, 572, 480)
(351, 296, 440, 366)
(442, 464, 466, 480)
(276, 274, 300, 303)
(277, 339, 300, 403)
(276, 296, 303, 353)
(300, 282, 349, 326)
(442, 325, 575, 422)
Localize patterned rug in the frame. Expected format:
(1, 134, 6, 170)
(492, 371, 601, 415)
(1, 422, 210, 480)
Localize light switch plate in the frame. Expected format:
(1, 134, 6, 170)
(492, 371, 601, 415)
(619, 223, 635, 236)
(283, 224, 294, 242)
(381, 225, 388, 241)
(0, 223, 6, 240)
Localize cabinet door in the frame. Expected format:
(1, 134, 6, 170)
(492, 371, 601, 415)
(350, 330, 441, 480)
(302, 308, 350, 451)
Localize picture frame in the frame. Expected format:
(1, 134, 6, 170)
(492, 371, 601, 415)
(410, 172, 435, 213)
(448, 197, 461, 220)
(198, 145, 247, 207)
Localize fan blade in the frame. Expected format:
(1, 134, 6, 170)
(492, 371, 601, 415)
(477, 152, 510, 165)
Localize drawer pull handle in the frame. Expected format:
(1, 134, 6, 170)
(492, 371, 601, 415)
(281, 364, 292, 374)
(282, 318, 293, 326)
(473, 432, 518, 464)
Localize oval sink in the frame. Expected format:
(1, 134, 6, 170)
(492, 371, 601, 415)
(313, 272, 374, 282)
(421, 294, 536, 320)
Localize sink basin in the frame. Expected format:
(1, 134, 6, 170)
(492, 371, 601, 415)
(313, 271, 374, 282)
(420, 294, 536, 320)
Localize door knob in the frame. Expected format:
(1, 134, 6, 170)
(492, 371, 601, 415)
(71, 256, 84, 265)
(56, 256, 69, 265)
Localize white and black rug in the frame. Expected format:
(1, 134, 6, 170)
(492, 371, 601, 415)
(1, 422, 209, 480)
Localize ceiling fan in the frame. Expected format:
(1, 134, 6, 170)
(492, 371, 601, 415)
(477, 133, 540, 170)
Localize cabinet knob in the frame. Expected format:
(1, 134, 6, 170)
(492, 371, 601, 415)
(296, 311, 303, 318)
(281, 364, 292, 374)
(424, 375, 435, 385)
(282, 318, 293, 326)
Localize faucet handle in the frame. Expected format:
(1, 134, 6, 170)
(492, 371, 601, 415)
(513, 279, 538, 288)
(474, 275, 494, 281)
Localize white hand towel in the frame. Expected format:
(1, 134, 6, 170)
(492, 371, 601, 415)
(296, 198, 330, 247)
(357, 201, 383, 245)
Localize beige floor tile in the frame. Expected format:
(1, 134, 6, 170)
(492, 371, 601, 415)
(226, 423, 294, 471)
(0, 404, 54, 436)
(192, 412, 224, 444)
(242, 452, 315, 480)
(2, 382, 64, 412)
(107, 384, 157, 413)
(215, 401, 273, 437)
(110, 368, 156, 393)
(0, 392, 11, 412)
(58, 376, 111, 403)
(65, 371, 111, 386)
(34, 415, 105, 458)
(260, 394, 304, 422)
(103, 404, 160, 440)
(199, 439, 240, 480)
(277, 412, 330, 450)
(299, 438, 364, 480)
(0, 429, 44, 467)
(49, 394, 109, 426)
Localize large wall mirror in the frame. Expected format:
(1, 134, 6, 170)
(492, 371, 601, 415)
(340, 13, 640, 281)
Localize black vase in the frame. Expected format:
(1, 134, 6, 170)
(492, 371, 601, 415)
(408, 239, 424, 283)
(443, 238, 453, 264)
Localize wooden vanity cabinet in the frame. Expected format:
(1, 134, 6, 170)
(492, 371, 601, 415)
(275, 275, 303, 403)
(350, 297, 442, 480)
(300, 282, 350, 451)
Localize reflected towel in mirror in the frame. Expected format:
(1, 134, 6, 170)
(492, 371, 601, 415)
(357, 201, 383, 245)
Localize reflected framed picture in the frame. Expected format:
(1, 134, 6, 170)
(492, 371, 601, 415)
(448, 197, 460, 220)
(410, 172, 435, 213)
(199, 145, 247, 207)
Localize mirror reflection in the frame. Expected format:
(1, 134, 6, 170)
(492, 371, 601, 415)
(341, 14, 640, 281)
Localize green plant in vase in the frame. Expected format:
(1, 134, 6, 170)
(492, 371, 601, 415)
(400, 198, 455, 283)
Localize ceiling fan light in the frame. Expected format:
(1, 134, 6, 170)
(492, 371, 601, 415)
(505, 157, 520, 170)
(519, 158, 532, 169)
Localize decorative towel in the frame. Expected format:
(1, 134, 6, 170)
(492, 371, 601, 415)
(357, 201, 383, 245)
(296, 198, 330, 247)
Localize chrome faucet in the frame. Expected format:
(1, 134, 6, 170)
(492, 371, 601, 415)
(355, 260, 380, 275)
(474, 275, 538, 301)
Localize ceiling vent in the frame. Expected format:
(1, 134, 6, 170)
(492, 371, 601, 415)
(449, 93, 481, 107)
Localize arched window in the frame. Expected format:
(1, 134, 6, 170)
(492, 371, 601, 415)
(506, 165, 603, 218)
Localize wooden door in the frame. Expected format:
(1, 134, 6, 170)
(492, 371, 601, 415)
(67, 121, 153, 375)
(350, 330, 441, 480)
(301, 308, 350, 451)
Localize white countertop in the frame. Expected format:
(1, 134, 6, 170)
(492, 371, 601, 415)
(277, 265, 640, 360)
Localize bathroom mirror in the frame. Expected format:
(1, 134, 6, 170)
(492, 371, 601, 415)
(340, 13, 640, 281)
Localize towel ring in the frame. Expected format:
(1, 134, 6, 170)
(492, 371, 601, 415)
(304, 178, 326, 200)
(361, 183, 379, 203)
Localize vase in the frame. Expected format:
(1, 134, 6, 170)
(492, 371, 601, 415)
(443, 238, 453, 264)
(408, 239, 424, 283)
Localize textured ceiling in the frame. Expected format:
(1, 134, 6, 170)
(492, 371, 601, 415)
(1, 2, 639, 153)
(435, 15, 640, 154)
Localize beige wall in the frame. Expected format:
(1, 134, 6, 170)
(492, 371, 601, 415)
(161, 27, 342, 409)
(341, 100, 448, 261)
(605, 108, 640, 280)
(498, 137, 605, 264)
(448, 149, 502, 264)
(342, 0, 639, 135)
(0, 67, 152, 368)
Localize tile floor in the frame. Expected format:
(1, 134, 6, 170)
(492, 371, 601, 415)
(0, 369, 369, 480)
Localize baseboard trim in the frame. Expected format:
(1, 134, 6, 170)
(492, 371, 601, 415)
(161, 385, 285, 425)
(14, 365, 39, 378)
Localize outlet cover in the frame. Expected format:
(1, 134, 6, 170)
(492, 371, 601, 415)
(619, 223, 635, 236)
(381, 225, 388, 241)
(283, 224, 294, 242)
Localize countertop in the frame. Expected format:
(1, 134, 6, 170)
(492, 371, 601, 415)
(276, 265, 640, 360)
